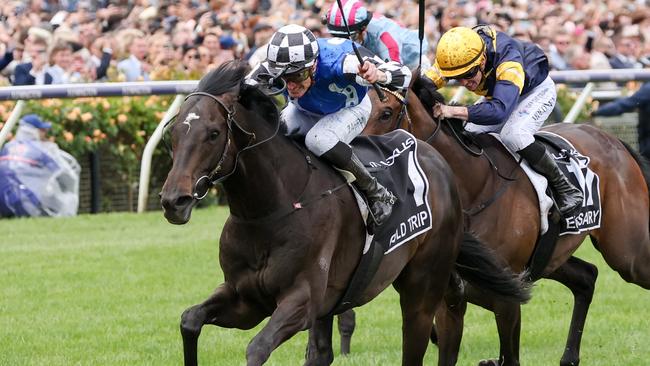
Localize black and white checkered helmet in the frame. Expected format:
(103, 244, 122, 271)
(266, 24, 319, 76)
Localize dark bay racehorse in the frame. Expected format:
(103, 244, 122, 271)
(160, 61, 527, 366)
(362, 77, 650, 365)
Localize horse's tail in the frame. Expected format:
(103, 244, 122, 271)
(456, 232, 533, 304)
(618, 139, 650, 230)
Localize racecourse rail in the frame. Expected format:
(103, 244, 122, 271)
(0, 69, 649, 213)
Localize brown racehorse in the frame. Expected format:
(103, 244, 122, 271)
(159, 61, 528, 366)
(360, 76, 650, 366)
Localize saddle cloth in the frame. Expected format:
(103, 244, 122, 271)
(350, 130, 433, 254)
(491, 131, 602, 235)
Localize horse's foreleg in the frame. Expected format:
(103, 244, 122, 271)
(434, 272, 467, 366)
(337, 309, 356, 355)
(304, 315, 335, 366)
(545, 256, 598, 366)
(180, 283, 265, 366)
(246, 290, 312, 366)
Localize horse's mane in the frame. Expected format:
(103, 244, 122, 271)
(197, 60, 251, 96)
(412, 75, 445, 113)
(196, 60, 280, 125)
(411, 75, 467, 136)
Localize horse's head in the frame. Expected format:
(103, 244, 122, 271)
(365, 73, 445, 136)
(365, 85, 408, 135)
(160, 61, 252, 224)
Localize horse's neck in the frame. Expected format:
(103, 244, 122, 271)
(410, 105, 492, 202)
(222, 138, 309, 219)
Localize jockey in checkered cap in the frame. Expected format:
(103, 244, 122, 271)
(245, 24, 412, 226)
(325, 0, 430, 70)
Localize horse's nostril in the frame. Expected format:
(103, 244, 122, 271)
(176, 195, 193, 208)
(161, 194, 193, 211)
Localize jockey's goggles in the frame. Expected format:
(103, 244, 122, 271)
(450, 65, 480, 80)
(281, 68, 312, 84)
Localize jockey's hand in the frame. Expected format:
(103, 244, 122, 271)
(432, 104, 448, 119)
(433, 104, 469, 121)
(358, 61, 385, 84)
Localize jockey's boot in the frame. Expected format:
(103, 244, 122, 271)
(322, 142, 396, 225)
(519, 141, 583, 215)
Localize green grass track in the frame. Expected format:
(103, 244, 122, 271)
(1, 206, 648, 365)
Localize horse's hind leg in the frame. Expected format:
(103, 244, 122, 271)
(592, 229, 650, 288)
(545, 256, 598, 366)
(180, 283, 266, 366)
(305, 315, 335, 366)
(395, 261, 452, 366)
(338, 310, 356, 355)
(434, 272, 467, 366)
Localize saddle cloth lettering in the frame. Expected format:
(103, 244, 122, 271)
(491, 131, 602, 235)
(350, 130, 433, 253)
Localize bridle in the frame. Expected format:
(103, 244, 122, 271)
(182, 91, 279, 200)
(379, 87, 412, 133)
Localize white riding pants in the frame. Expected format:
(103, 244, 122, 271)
(465, 75, 557, 152)
(281, 94, 373, 156)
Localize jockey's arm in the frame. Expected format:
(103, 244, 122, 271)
(243, 62, 270, 86)
(341, 48, 411, 90)
(466, 62, 524, 125)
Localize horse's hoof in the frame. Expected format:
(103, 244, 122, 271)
(477, 360, 499, 366)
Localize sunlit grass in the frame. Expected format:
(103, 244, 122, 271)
(0, 206, 648, 365)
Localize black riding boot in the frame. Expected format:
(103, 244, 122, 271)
(519, 141, 583, 215)
(322, 142, 396, 225)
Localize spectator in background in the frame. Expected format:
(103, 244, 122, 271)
(0, 114, 81, 218)
(0, 30, 15, 74)
(197, 45, 213, 70)
(117, 30, 150, 81)
(46, 41, 73, 84)
(548, 29, 572, 71)
(590, 36, 616, 69)
(609, 26, 643, 69)
(181, 45, 203, 76)
(13, 37, 53, 85)
(593, 82, 650, 160)
(246, 22, 274, 67)
(564, 44, 591, 71)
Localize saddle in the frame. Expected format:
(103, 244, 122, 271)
(328, 129, 434, 314)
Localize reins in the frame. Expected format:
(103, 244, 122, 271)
(380, 89, 520, 216)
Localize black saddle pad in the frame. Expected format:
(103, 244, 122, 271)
(535, 131, 602, 235)
(351, 130, 433, 253)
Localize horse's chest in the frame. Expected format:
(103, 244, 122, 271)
(220, 237, 305, 296)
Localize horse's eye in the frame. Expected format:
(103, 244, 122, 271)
(209, 131, 220, 141)
(380, 110, 393, 122)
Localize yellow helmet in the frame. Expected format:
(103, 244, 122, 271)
(435, 27, 486, 78)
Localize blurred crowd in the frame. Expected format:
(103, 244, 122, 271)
(0, 0, 649, 86)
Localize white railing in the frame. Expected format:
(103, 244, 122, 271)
(1, 69, 649, 213)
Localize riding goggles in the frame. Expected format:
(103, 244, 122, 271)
(450, 65, 480, 80)
(281, 68, 312, 83)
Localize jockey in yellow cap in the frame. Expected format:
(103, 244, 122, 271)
(424, 25, 582, 215)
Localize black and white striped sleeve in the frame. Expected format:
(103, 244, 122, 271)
(243, 62, 271, 86)
(341, 50, 412, 90)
